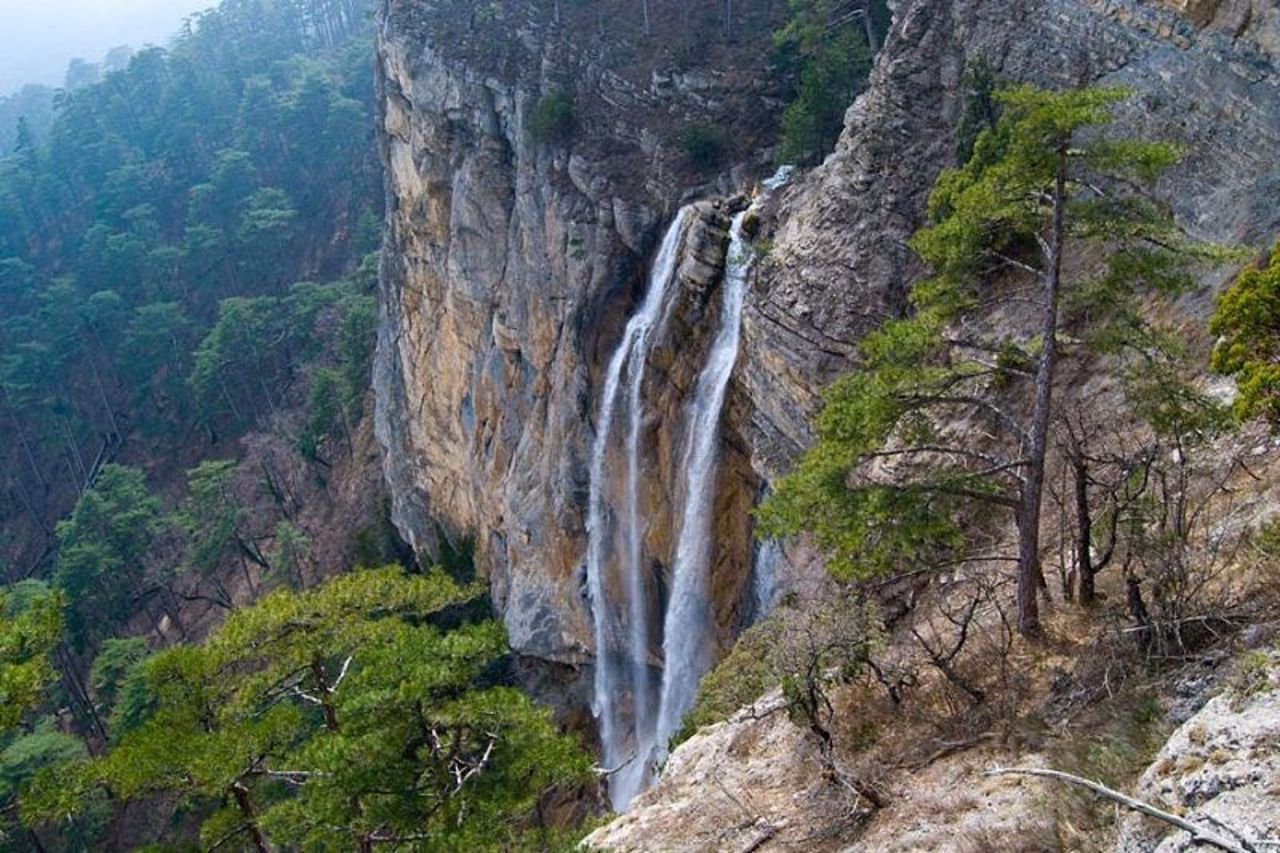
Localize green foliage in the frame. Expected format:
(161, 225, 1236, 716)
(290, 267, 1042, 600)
(0, 585, 62, 735)
(54, 465, 160, 648)
(680, 124, 730, 170)
(0, 0, 381, 553)
(23, 567, 591, 851)
(773, 0, 876, 164)
(89, 637, 150, 719)
(177, 459, 249, 581)
(761, 85, 1219, 587)
(0, 719, 110, 849)
(188, 295, 290, 422)
(528, 90, 577, 145)
(674, 619, 778, 742)
(756, 310, 982, 580)
(677, 590, 883, 745)
(953, 56, 1000, 164)
(1210, 242, 1280, 423)
(0, 722, 86, 804)
(298, 284, 376, 460)
(266, 521, 310, 590)
(105, 653, 156, 742)
(300, 368, 350, 460)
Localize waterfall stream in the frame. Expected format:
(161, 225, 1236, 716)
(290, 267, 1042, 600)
(586, 208, 692, 810)
(653, 206, 755, 753)
(588, 168, 791, 812)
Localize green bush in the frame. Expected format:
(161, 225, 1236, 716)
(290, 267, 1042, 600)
(528, 90, 577, 144)
(772, 1, 875, 164)
(953, 56, 1001, 164)
(673, 619, 777, 745)
(680, 123, 730, 170)
(1210, 242, 1280, 423)
(673, 590, 882, 748)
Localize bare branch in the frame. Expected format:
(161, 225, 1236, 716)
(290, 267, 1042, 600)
(985, 767, 1254, 853)
(331, 655, 354, 691)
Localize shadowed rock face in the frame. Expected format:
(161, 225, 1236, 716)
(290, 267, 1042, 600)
(374, 0, 1280, 677)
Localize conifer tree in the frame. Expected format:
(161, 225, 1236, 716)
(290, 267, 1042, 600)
(22, 567, 589, 852)
(762, 85, 1223, 636)
(1210, 242, 1280, 423)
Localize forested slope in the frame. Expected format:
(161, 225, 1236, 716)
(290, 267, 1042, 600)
(0, 0, 379, 578)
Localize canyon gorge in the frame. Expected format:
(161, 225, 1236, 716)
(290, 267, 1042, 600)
(367, 0, 1280, 843)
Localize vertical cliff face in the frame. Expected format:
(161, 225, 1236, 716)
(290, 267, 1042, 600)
(373, 1, 785, 664)
(375, 0, 1280, 674)
(582, 0, 1280, 843)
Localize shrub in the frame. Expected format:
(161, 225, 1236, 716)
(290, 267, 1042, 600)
(680, 123, 730, 170)
(528, 90, 576, 144)
(1210, 241, 1280, 423)
(772, 2, 874, 164)
(673, 589, 882, 748)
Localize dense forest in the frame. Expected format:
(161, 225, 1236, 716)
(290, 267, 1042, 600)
(0, 0, 466, 848)
(0, 0, 380, 574)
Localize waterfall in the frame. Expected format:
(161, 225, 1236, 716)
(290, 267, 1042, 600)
(586, 208, 692, 811)
(653, 204, 757, 754)
(588, 167, 792, 812)
(752, 538, 783, 621)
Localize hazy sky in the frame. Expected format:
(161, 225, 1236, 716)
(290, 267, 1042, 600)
(0, 0, 216, 95)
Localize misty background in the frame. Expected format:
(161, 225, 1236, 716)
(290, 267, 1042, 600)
(0, 0, 214, 94)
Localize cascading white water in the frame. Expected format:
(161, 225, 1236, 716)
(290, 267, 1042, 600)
(653, 205, 757, 753)
(586, 208, 692, 811)
(589, 167, 793, 812)
(752, 538, 783, 620)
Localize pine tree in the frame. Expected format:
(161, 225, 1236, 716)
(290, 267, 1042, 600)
(21, 567, 589, 852)
(1209, 242, 1280, 423)
(762, 85, 1224, 636)
(0, 583, 62, 734)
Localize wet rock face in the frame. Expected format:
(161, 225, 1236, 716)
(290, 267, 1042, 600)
(373, 1, 782, 664)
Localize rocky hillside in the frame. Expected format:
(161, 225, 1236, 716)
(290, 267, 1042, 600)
(374, 0, 1280, 655)
(580, 0, 1280, 846)
(744, 0, 1280, 481)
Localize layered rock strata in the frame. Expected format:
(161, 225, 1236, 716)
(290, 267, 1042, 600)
(374, 0, 1280, 675)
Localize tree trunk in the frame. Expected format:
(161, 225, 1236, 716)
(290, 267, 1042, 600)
(1016, 147, 1068, 638)
(861, 1, 881, 53)
(1072, 455, 1096, 604)
(2, 385, 47, 489)
(311, 658, 341, 732)
(57, 644, 108, 745)
(231, 782, 271, 853)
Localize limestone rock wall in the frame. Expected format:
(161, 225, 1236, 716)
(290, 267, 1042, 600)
(740, 0, 1280, 485)
(1116, 650, 1280, 852)
(373, 0, 784, 664)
